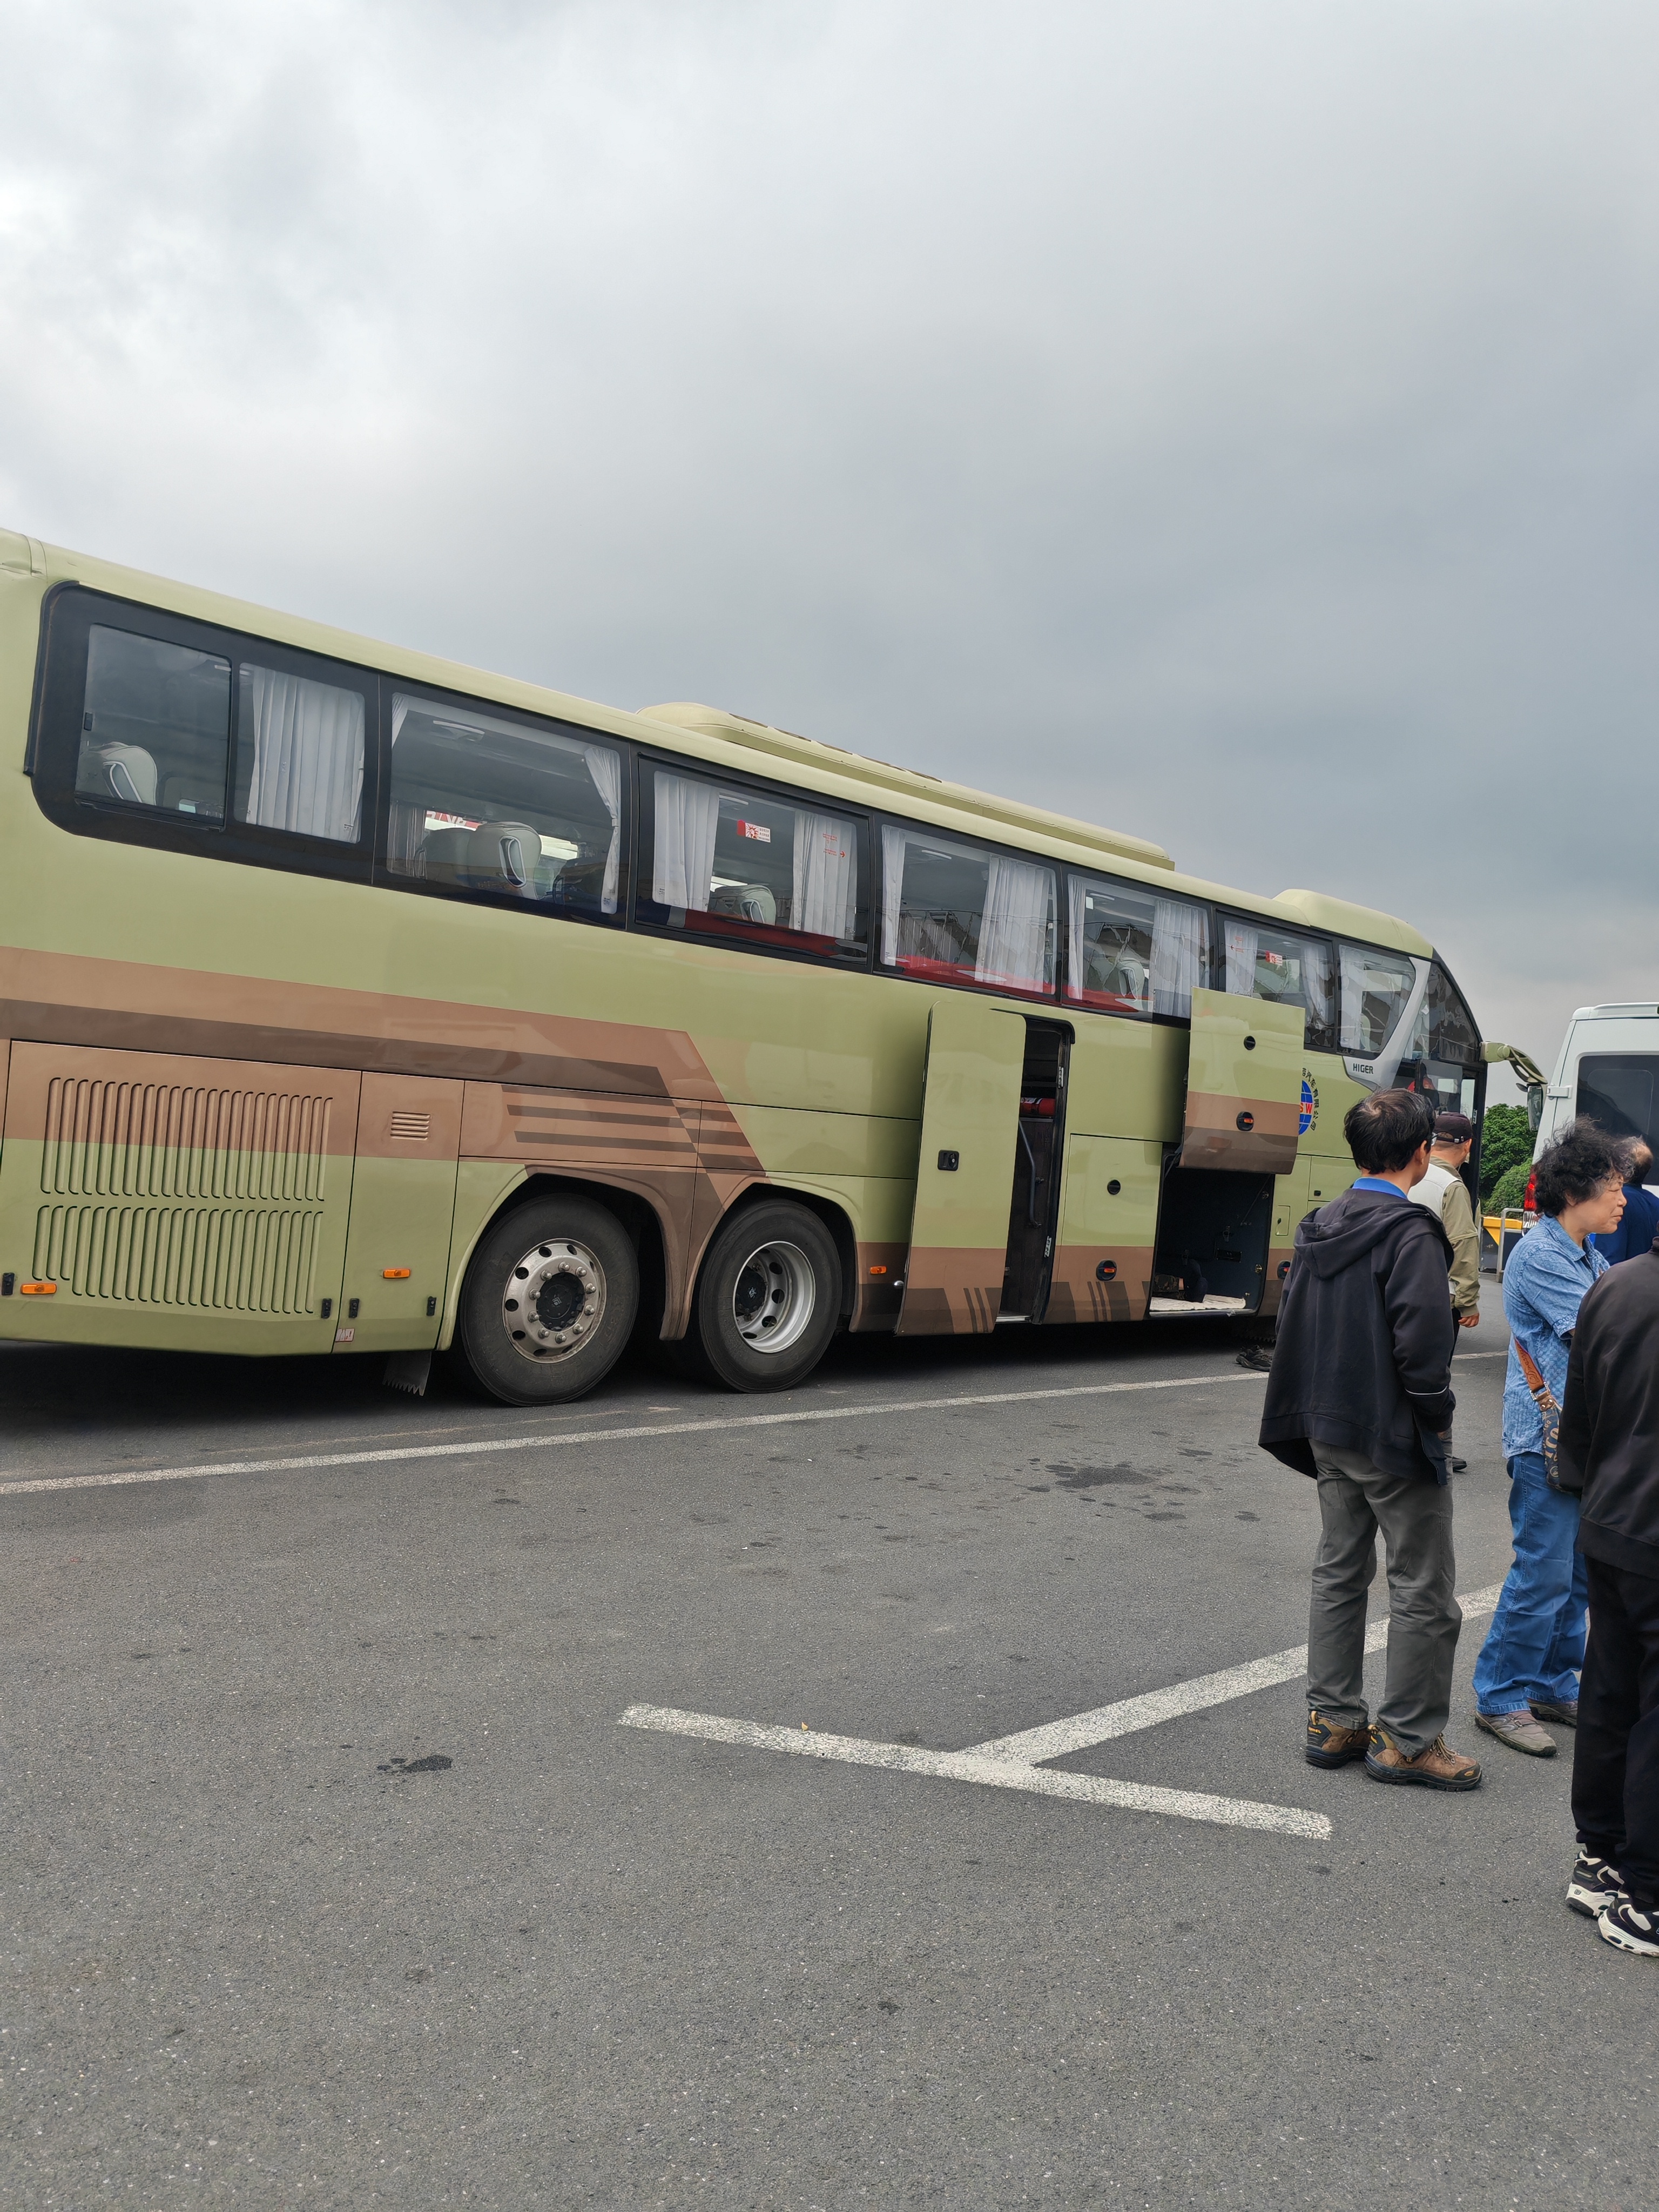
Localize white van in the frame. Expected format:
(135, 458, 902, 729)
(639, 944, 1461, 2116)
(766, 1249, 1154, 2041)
(1533, 1003, 1659, 1171)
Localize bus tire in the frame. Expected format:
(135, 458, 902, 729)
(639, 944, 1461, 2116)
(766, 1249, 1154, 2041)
(692, 1199, 841, 1393)
(456, 1196, 639, 1406)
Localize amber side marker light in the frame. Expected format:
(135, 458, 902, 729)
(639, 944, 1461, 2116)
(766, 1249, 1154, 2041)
(21, 1280, 57, 1294)
(868, 1264, 888, 1276)
(383, 1267, 412, 1279)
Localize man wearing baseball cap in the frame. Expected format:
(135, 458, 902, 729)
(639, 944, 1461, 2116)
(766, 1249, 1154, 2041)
(1410, 1112, 1481, 1472)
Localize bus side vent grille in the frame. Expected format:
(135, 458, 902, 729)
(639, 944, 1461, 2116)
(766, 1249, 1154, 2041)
(389, 1111, 431, 1142)
(30, 1203, 323, 1313)
(39, 1078, 332, 1201)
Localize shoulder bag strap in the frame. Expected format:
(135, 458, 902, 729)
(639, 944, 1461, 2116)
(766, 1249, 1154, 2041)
(1514, 1337, 1559, 1411)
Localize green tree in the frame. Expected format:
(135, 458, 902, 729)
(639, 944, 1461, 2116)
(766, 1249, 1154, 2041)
(1480, 1103, 1533, 1201)
(1489, 1160, 1532, 1212)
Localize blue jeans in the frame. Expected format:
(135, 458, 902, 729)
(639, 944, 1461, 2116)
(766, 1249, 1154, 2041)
(1473, 1453, 1588, 1715)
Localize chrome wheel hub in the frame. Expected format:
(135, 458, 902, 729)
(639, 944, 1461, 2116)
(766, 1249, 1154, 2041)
(502, 1237, 605, 1361)
(731, 1239, 816, 1355)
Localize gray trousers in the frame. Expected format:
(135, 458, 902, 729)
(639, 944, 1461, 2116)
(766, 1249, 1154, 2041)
(1309, 1444, 1463, 1757)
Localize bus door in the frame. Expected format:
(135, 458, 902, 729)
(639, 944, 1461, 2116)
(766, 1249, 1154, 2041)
(0, 1041, 360, 1353)
(896, 997, 1026, 1335)
(1150, 989, 1305, 1314)
(335, 1074, 464, 1354)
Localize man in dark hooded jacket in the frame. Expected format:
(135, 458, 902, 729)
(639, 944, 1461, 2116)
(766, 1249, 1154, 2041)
(1260, 1087, 1482, 1791)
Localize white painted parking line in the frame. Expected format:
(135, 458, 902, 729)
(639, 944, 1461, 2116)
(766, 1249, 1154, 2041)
(0, 1367, 1265, 1497)
(618, 1704, 1331, 1839)
(622, 1582, 1512, 1841)
(970, 1583, 1507, 1763)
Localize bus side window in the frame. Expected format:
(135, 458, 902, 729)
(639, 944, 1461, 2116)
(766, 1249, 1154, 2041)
(1065, 876, 1206, 1017)
(386, 692, 625, 918)
(1223, 917, 1337, 1051)
(880, 825, 1055, 996)
(76, 626, 232, 820)
(1338, 944, 1415, 1059)
(637, 766, 868, 962)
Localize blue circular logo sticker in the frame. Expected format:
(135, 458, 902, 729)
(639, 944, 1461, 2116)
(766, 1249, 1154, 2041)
(1299, 1073, 1318, 1136)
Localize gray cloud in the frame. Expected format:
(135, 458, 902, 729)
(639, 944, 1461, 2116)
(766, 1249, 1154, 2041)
(3, 0, 1656, 1080)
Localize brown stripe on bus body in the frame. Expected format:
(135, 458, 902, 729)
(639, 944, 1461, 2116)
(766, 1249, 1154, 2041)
(894, 1247, 1010, 1337)
(1179, 1092, 1300, 1177)
(1042, 1244, 1153, 1325)
(0, 943, 726, 1101)
(0, 1040, 361, 1157)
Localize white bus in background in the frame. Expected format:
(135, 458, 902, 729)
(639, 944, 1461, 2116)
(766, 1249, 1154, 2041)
(1534, 1003, 1659, 1181)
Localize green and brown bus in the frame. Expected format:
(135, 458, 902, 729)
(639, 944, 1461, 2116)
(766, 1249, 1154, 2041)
(0, 527, 1487, 1403)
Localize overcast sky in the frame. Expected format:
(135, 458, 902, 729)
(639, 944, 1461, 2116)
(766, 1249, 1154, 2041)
(4, 2, 1655, 1091)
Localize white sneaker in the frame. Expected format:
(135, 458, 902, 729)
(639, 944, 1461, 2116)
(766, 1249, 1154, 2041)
(1597, 1898, 1659, 1957)
(1566, 1853, 1627, 1919)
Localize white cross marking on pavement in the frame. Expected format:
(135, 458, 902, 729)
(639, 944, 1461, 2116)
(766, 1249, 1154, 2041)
(620, 1584, 1507, 1842)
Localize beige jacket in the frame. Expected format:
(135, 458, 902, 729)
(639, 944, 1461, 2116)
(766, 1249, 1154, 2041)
(1411, 1157, 1480, 1316)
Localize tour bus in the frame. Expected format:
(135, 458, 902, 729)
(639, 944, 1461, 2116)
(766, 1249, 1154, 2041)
(0, 527, 1486, 1404)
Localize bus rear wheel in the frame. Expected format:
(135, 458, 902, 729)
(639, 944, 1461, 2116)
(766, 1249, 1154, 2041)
(693, 1200, 841, 1393)
(456, 1196, 639, 1405)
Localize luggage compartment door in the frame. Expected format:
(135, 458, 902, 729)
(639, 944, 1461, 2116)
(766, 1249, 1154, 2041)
(896, 997, 1026, 1335)
(1179, 988, 1305, 1176)
(336, 1074, 464, 1354)
(0, 1041, 360, 1353)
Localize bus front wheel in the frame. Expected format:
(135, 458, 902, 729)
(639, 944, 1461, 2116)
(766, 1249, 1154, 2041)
(456, 1196, 639, 1405)
(693, 1200, 841, 1392)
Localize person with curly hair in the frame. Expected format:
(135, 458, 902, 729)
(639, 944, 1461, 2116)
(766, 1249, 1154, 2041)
(1473, 1118, 1627, 1756)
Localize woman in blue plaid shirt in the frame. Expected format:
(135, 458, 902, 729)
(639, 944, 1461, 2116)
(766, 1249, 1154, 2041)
(1474, 1121, 1628, 1756)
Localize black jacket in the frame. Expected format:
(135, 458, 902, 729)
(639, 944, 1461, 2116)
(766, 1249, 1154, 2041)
(1557, 1238, 1659, 1579)
(1259, 1185, 1457, 1484)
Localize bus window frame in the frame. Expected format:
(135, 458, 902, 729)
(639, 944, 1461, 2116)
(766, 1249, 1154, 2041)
(875, 813, 1063, 1004)
(632, 750, 875, 972)
(1061, 867, 1213, 1027)
(1213, 906, 1340, 1052)
(371, 678, 634, 933)
(29, 583, 381, 886)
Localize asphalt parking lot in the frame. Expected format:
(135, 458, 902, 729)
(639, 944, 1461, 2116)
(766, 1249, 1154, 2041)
(5, 1300, 1657, 2211)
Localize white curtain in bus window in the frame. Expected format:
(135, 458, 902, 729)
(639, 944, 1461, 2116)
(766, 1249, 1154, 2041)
(582, 745, 623, 912)
(1224, 919, 1336, 1044)
(1150, 898, 1208, 1016)
(652, 775, 861, 950)
(1224, 920, 1259, 997)
(239, 665, 365, 843)
(792, 809, 858, 941)
(77, 626, 232, 817)
(977, 854, 1054, 992)
(1302, 942, 1336, 1040)
(1339, 943, 1415, 1056)
(882, 827, 1053, 992)
(651, 772, 722, 910)
(388, 693, 623, 913)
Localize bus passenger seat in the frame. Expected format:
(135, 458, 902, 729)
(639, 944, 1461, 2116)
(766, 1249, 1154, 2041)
(416, 827, 477, 888)
(549, 856, 608, 913)
(96, 743, 158, 807)
(707, 881, 777, 926)
(468, 821, 544, 900)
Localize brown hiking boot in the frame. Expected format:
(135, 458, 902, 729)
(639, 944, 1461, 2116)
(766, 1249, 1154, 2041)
(1364, 1727, 1482, 1791)
(1305, 1709, 1371, 1768)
